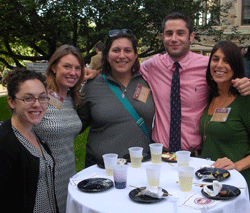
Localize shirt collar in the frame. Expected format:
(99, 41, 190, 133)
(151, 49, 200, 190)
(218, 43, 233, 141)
(166, 51, 193, 72)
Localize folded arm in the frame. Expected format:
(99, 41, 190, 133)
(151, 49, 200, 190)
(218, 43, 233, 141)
(232, 77, 250, 96)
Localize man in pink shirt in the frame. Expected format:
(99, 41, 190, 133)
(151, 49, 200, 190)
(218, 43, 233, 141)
(140, 12, 250, 152)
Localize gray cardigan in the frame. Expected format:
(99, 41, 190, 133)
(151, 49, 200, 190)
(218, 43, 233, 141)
(77, 73, 155, 164)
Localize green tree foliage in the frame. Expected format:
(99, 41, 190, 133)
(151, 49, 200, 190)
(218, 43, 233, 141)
(0, 0, 247, 69)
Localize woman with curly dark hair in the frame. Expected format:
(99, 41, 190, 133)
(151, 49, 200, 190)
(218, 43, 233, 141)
(0, 68, 58, 212)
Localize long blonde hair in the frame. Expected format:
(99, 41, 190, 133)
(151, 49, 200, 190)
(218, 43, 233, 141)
(46, 44, 84, 108)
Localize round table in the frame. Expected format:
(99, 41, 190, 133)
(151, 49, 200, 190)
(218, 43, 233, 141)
(66, 157, 250, 213)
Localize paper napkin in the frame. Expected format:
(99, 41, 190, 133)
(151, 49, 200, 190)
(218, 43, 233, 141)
(138, 186, 164, 198)
(181, 194, 220, 211)
(203, 180, 222, 197)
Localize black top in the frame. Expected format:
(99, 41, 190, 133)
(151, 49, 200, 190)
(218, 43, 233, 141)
(0, 119, 58, 213)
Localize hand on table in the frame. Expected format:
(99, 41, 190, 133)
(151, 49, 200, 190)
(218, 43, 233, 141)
(232, 77, 250, 96)
(212, 157, 237, 171)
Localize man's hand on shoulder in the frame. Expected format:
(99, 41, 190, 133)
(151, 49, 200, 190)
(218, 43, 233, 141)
(232, 77, 250, 96)
(84, 68, 100, 81)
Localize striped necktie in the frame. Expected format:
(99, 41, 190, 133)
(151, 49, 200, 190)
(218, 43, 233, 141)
(169, 62, 181, 152)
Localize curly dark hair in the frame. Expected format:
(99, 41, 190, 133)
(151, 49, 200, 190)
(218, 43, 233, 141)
(2, 67, 47, 100)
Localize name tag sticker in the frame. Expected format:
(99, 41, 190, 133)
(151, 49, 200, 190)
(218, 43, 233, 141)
(211, 108, 231, 122)
(48, 90, 64, 110)
(133, 84, 150, 103)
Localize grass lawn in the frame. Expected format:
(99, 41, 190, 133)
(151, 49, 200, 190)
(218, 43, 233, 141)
(0, 96, 12, 121)
(74, 128, 89, 171)
(0, 96, 88, 172)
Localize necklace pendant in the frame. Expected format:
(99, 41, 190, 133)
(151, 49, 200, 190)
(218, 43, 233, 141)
(203, 135, 206, 143)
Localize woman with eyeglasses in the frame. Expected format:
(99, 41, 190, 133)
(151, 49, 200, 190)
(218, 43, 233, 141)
(77, 29, 155, 167)
(0, 68, 58, 212)
(33, 44, 84, 213)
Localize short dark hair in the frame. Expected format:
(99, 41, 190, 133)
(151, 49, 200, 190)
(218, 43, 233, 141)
(206, 41, 245, 98)
(2, 68, 47, 100)
(96, 42, 105, 52)
(162, 12, 194, 35)
(102, 30, 140, 75)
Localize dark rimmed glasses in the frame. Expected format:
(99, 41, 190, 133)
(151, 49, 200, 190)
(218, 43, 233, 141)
(15, 96, 50, 104)
(108, 29, 133, 37)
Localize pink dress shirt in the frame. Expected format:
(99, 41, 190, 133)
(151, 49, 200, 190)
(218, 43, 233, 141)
(140, 51, 209, 150)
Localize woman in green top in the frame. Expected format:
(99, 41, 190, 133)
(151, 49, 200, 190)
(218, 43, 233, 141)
(200, 41, 250, 190)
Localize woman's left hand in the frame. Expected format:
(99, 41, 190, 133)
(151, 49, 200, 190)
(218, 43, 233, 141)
(212, 157, 237, 171)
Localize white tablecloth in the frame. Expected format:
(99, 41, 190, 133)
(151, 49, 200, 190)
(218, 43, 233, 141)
(66, 157, 250, 213)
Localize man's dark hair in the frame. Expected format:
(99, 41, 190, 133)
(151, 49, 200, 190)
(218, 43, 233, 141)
(162, 12, 194, 35)
(96, 42, 105, 52)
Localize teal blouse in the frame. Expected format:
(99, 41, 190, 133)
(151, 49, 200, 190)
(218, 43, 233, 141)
(199, 95, 250, 192)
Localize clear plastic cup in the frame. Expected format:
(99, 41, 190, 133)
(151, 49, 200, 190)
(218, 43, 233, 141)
(102, 153, 118, 176)
(149, 143, 163, 164)
(178, 166, 194, 191)
(176, 151, 191, 167)
(145, 164, 161, 187)
(113, 165, 128, 189)
(128, 147, 143, 168)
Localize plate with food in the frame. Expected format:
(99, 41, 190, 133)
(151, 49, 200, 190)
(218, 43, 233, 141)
(162, 152, 177, 162)
(77, 178, 113, 193)
(129, 187, 168, 204)
(123, 153, 151, 163)
(201, 184, 241, 200)
(195, 168, 230, 182)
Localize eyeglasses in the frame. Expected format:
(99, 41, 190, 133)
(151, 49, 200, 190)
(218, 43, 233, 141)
(15, 96, 50, 104)
(108, 29, 133, 37)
